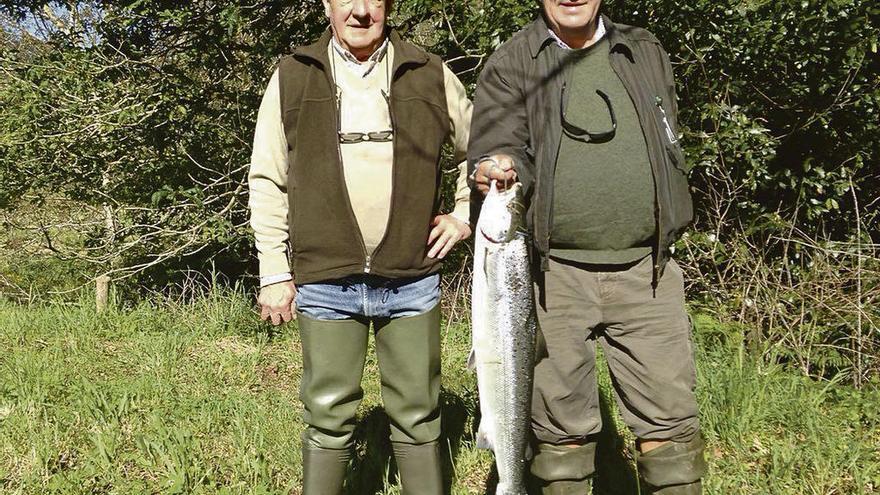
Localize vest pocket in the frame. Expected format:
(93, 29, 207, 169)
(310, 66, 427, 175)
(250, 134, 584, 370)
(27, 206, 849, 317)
(392, 96, 447, 167)
(282, 107, 301, 151)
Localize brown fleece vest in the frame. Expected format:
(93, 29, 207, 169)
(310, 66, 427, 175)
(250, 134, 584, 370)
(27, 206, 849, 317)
(278, 29, 450, 284)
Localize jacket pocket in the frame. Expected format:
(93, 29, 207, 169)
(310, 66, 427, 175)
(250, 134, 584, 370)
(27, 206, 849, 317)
(664, 138, 689, 174)
(654, 96, 690, 173)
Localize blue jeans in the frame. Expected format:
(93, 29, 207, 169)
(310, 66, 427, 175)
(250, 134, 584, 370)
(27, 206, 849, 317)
(295, 273, 440, 320)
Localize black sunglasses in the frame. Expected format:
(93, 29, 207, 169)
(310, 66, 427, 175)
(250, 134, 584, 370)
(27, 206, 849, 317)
(337, 89, 395, 144)
(560, 86, 617, 144)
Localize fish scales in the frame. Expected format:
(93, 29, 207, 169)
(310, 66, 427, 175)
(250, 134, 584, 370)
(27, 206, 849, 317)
(472, 181, 537, 495)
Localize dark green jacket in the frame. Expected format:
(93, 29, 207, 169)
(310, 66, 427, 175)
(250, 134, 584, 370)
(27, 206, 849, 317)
(279, 29, 450, 284)
(468, 15, 693, 286)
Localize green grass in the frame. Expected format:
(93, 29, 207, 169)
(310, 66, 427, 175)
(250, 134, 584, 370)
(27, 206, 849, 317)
(0, 292, 877, 494)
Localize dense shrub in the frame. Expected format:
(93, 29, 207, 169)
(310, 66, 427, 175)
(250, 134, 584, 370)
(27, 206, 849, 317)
(1, 0, 877, 382)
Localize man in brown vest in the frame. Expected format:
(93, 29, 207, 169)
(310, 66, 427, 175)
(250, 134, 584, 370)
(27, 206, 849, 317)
(247, 1, 472, 493)
(469, 1, 706, 493)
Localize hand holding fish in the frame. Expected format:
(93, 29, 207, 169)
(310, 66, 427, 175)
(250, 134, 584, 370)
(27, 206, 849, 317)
(475, 154, 518, 195)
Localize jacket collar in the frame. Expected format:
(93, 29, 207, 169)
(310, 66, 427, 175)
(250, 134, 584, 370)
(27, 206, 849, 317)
(526, 14, 632, 58)
(294, 27, 429, 77)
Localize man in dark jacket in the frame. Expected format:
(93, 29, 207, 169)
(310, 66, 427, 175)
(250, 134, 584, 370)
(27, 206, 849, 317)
(468, 1, 706, 493)
(248, 0, 472, 493)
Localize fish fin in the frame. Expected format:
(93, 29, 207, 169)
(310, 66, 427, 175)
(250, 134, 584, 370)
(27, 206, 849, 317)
(476, 420, 495, 451)
(525, 442, 534, 461)
(467, 349, 476, 371)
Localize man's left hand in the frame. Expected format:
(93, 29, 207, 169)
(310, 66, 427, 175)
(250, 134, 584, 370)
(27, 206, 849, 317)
(427, 214, 471, 259)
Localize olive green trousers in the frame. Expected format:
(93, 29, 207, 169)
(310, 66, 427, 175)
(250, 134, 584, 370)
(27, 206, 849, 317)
(531, 256, 701, 445)
(529, 256, 706, 492)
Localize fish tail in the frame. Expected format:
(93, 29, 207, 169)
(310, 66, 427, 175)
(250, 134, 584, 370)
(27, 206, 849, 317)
(476, 420, 495, 451)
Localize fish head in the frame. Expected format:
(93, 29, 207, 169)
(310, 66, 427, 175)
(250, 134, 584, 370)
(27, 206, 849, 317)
(479, 180, 525, 244)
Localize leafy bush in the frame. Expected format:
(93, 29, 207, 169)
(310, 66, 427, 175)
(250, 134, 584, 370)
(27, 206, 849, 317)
(0, 0, 877, 381)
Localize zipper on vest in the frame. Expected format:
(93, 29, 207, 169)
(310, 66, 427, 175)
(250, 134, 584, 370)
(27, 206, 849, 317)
(369, 88, 396, 270)
(652, 97, 669, 289)
(334, 133, 371, 274)
(329, 80, 371, 274)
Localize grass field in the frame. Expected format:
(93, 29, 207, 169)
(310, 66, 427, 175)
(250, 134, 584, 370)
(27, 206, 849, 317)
(1, 290, 878, 494)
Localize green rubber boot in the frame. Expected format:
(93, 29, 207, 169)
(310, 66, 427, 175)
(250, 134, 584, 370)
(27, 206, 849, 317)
(374, 304, 442, 444)
(530, 442, 596, 494)
(392, 441, 444, 495)
(644, 480, 702, 495)
(297, 314, 370, 494)
(375, 305, 443, 494)
(530, 479, 593, 495)
(637, 435, 707, 495)
(301, 445, 351, 495)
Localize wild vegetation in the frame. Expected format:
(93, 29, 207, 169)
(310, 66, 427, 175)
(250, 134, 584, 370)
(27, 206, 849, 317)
(1, 289, 878, 494)
(2, 0, 877, 383)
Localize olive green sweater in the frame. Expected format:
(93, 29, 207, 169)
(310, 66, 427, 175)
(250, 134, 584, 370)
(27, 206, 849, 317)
(550, 38, 655, 265)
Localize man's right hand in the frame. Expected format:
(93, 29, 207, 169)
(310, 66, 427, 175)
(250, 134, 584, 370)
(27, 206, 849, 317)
(258, 280, 297, 326)
(474, 154, 518, 195)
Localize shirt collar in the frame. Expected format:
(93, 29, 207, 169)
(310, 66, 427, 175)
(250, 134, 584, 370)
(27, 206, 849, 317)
(527, 14, 630, 59)
(330, 36, 390, 77)
(547, 16, 607, 50)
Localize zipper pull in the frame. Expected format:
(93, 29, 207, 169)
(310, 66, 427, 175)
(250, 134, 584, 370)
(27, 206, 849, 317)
(364, 255, 372, 274)
(655, 96, 678, 144)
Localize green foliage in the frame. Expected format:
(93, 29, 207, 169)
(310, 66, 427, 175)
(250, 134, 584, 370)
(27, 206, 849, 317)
(603, 0, 879, 227)
(692, 314, 880, 493)
(1, 0, 878, 377)
(391, 1, 538, 88)
(4, 0, 875, 264)
(1, 1, 327, 283)
(0, 254, 89, 301)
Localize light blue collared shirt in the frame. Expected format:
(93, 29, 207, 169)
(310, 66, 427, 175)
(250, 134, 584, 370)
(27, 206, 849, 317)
(548, 17, 607, 50)
(330, 36, 390, 78)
